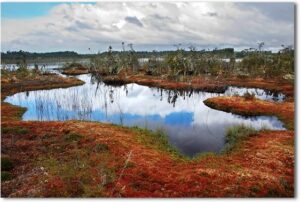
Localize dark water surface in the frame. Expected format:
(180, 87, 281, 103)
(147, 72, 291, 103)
(5, 73, 285, 157)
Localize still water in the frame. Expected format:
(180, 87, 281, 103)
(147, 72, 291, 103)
(5, 73, 285, 156)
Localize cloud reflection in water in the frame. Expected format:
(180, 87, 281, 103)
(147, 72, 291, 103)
(5, 74, 285, 156)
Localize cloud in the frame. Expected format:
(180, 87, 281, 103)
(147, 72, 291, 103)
(203, 12, 218, 17)
(125, 16, 143, 27)
(1, 2, 294, 53)
(236, 3, 294, 23)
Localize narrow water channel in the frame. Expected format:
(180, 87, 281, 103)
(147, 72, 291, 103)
(4, 73, 285, 157)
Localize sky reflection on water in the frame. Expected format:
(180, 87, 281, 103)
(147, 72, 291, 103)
(5, 74, 285, 156)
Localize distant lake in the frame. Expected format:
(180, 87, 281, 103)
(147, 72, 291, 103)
(138, 57, 243, 65)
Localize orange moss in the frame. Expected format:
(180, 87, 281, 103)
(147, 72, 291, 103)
(1, 73, 84, 98)
(1, 102, 27, 122)
(1, 121, 294, 197)
(103, 74, 227, 93)
(223, 77, 294, 99)
(204, 96, 294, 130)
(1, 72, 294, 197)
(102, 74, 294, 98)
(62, 68, 89, 75)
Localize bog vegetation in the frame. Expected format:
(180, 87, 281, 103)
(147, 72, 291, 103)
(0, 42, 294, 197)
(1, 42, 294, 81)
(88, 42, 294, 80)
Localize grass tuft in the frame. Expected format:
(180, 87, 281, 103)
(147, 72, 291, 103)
(194, 152, 216, 160)
(132, 126, 185, 160)
(222, 124, 257, 153)
(37, 149, 115, 197)
(64, 132, 84, 142)
(2, 126, 28, 135)
(94, 143, 109, 152)
(1, 156, 14, 171)
(1, 171, 12, 182)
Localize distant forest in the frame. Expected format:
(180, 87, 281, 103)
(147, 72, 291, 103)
(1, 51, 88, 63)
(1, 48, 272, 64)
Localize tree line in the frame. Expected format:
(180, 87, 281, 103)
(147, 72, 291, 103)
(1, 43, 294, 79)
(89, 42, 294, 79)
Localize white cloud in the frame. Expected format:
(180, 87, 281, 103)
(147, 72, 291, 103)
(1, 2, 294, 53)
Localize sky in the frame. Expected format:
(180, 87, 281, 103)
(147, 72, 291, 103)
(1, 2, 295, 53)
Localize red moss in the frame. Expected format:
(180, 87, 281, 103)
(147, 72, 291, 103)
(102, 74, 294, 98)
(62, 67, 89, 75)
(44, 176, 67, 197)
(1, 72, 294, 197)
(204, 96, 294, 130)
(1, 121, 294, 197)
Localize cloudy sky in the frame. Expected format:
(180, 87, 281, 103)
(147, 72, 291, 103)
(1, 2, 295, 53)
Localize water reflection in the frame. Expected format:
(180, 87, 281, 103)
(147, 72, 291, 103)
(225, 86, 285, 102)
(5, 74, 285, 157)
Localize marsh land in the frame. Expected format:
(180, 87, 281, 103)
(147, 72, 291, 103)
(1, 47, 294, 197)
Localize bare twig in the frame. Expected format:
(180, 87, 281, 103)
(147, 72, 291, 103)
(110, 150, 133, 197)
